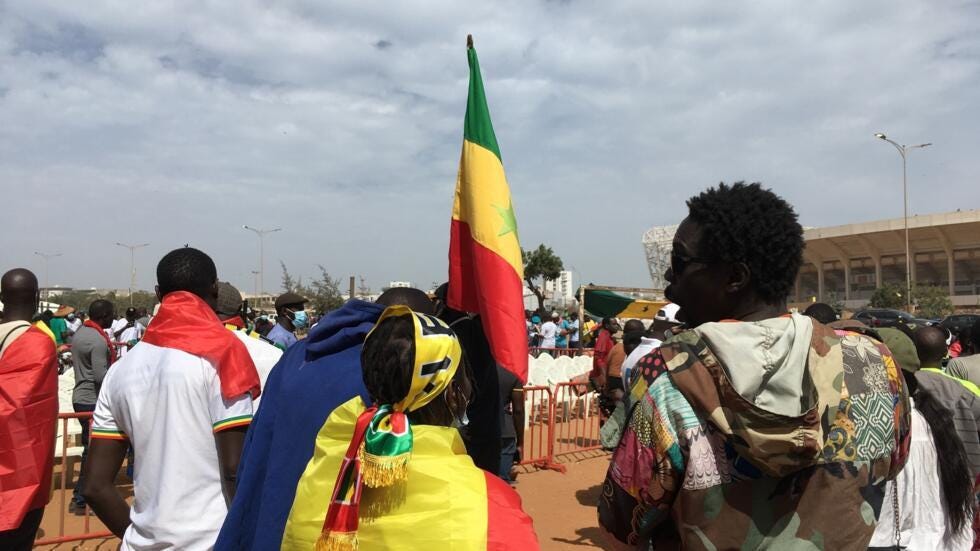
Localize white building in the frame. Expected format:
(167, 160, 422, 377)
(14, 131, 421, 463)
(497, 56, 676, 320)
(543, 271, 575, 304)
(387, 281, 412, 289)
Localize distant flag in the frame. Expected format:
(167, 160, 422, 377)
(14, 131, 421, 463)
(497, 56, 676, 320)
(447, 36, 528, 382)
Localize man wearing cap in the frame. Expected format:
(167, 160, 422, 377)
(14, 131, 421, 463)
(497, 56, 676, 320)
(267, 292, 308, 350)
(114, 307, 144, 357)
(215, 281, 282, 404)
(50, 305, 74, 345)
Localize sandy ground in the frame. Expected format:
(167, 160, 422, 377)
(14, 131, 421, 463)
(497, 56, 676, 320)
(34, 452, 612, 550)
(514, 451, 611, 550)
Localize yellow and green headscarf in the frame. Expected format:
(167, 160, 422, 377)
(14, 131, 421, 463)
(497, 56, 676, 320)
(316, 306, 462, 551)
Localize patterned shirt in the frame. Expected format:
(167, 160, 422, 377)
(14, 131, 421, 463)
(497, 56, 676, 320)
(598, 322, 911, 550)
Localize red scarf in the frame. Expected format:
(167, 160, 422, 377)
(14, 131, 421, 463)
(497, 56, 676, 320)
(84, 320, 118, 365)
(142, 291, 260, 399)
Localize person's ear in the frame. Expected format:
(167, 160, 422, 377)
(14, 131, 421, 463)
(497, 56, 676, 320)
(210, 281, 219, 300)
(728, 262, 751, 293)
(155, 285, 162, 302)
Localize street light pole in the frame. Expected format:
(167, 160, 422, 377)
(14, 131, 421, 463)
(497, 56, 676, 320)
(33, 251, 62, 302)
(874, 133, 931, 312)
(251, 270, 260, 298)
(116, 243, 150, 306)
(242, 225, 281, 297)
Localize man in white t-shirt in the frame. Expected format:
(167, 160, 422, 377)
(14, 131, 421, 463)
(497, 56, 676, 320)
(82, 247, 260, 550)
(539, 313, 558, 349)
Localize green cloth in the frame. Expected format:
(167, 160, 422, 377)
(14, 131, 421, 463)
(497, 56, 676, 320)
(583, 289, 666, 320)
(48, 317, 68, 346)
(876, 327, 920, 372)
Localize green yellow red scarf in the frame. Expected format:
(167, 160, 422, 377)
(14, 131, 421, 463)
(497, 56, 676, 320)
(316, 305, 461, 551)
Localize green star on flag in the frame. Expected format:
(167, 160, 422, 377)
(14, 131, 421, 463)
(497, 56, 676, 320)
(493, 201, 519, 237)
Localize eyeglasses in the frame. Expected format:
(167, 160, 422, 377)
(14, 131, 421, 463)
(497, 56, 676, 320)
(670, 250, 714, 275)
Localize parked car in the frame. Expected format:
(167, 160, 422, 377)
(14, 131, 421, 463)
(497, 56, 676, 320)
(941, 314, 980, 335)
(852, 308, 934, 328)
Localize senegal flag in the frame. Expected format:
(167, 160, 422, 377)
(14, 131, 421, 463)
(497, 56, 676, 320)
(448, 36, 528, 382)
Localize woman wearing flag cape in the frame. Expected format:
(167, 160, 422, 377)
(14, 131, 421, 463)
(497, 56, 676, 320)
(280, 305, 538, 550)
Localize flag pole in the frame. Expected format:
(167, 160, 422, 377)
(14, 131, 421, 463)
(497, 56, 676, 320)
(467, 34, 473, 49)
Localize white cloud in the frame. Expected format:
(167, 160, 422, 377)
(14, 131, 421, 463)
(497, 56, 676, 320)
(1, 0, 978, 295)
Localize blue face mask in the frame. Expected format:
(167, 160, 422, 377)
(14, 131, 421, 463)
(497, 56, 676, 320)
(290, 310, 309, 329)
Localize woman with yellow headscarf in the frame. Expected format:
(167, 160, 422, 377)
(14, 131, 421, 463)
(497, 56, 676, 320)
(280, 305, 538, 550)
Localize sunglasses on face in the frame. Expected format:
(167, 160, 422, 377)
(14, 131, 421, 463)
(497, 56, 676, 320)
(670, 250, 714, 275)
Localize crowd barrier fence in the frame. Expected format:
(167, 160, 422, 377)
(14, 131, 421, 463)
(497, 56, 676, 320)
(39, 386, 605, 546)
(517, 381, 606, 476)
(35, 412, 114, 546)
(551, 382, 603, 458)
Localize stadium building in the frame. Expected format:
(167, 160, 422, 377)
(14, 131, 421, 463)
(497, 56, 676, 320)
(643, 209, 980, 313)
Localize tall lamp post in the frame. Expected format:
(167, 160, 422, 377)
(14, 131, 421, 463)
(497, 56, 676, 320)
(33, 251, 62, 302)
(251, 270, 260, 298)
(874, 133, 931, 312)
(116, 242, 150, 306)
(242, 225, 281, 297)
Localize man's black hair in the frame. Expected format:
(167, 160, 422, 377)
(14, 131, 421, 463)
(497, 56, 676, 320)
(376, 287, 434, 314)
(686, 182, 804, 303)
(803, 303, 837, 324)
(623, 319, 645, 333)
(914, 326, 948, 366)
(156, 247, 217, 298)
(89, 299, 113, 321)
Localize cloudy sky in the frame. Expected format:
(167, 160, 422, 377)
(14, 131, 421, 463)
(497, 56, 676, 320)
(2, 1, 978, 296)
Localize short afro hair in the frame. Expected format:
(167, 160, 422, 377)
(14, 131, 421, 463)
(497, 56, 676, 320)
(156, 247, 217, 298)
(686, 182, 803, 303)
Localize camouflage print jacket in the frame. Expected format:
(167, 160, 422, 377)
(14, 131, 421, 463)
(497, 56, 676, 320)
(597, 318, 911, 550)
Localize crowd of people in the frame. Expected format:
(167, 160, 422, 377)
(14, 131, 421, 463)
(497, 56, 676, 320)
(3, 181, 980, 550)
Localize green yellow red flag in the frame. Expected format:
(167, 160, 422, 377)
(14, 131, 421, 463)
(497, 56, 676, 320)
(447, 36, 528, 382)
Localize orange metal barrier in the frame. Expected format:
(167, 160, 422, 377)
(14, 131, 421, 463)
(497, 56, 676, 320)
(529, 347, 594, 358)
(517, 386, 564, 472)
(551, 382, 603, 458)
(34, 412, 114, 546)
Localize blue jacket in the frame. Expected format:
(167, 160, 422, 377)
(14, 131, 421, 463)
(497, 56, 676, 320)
(215, 300, 382, 550)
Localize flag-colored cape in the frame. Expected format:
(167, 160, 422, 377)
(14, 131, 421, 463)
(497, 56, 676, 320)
(142, 291, 260, 399)
(0, 326, 58, 530)
(281, 396, 539, 550)
(214, 300, 379, 551)
(448, 42, 528, 383)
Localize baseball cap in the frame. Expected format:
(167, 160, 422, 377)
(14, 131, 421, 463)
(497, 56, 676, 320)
(216, 281, 243, 317)
(655, 303, 680, 323)
(275, 291, 308, 310)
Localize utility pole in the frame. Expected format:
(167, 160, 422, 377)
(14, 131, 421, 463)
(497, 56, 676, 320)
(251, 270, 260, 298)
(874, 133, 931, 312)
(33, 251, 62, 302)
(242, 225, 282, 298)
(116, 242, 150, 306)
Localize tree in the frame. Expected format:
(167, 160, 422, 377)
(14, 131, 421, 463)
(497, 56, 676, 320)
(307, 265, 345, 314)
(279, 262, 345, 314)
(869, 283, 905, 310)
(522, 244, 564, 313)
(45, 289, 157, 313)
(280, 261, 300, 294)
(913, 284, 954, 319)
